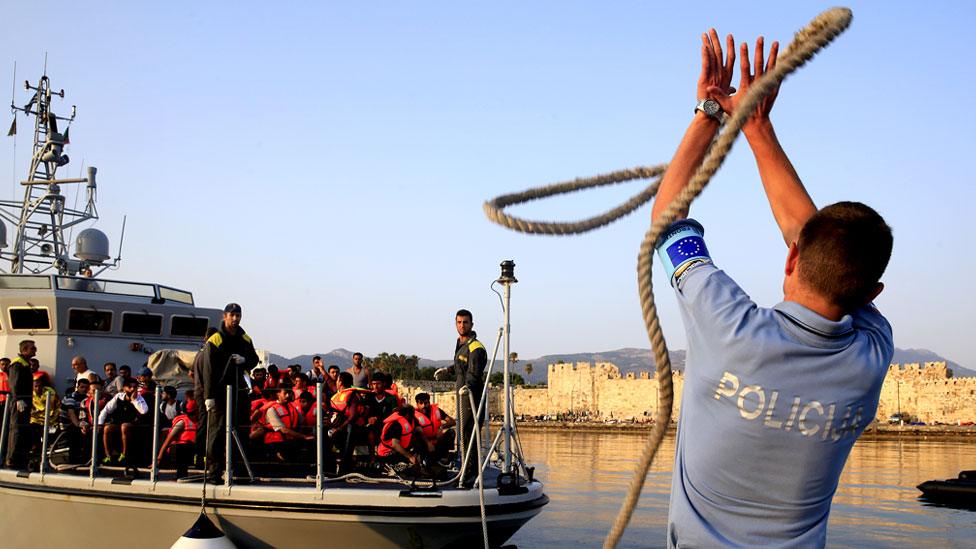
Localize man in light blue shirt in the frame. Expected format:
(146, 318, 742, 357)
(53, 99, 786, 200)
(652, 31, 894, 547)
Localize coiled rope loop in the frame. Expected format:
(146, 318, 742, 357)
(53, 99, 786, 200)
(482, 7, 853, 548)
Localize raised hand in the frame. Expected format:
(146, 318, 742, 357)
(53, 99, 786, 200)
(697, 29, 736, 101)
(707, 37, 779, 130)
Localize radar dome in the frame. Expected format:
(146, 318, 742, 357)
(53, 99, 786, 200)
(74, 228, 110, 263)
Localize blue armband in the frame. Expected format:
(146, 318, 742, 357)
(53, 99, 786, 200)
(656, 219, 711, 284)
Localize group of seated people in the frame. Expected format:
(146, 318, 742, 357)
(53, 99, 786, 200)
(1, 357, 457, 479)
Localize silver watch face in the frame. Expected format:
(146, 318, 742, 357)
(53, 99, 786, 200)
(702, 99, 721, 116)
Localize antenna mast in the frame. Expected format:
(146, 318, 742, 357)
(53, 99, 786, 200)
(0, 73, 102, 275)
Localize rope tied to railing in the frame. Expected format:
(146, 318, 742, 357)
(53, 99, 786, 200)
(482, 8, 854, 548)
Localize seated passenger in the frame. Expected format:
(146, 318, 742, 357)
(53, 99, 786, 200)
(60, 378, 90, 463)
(97, 377, 148, 465)
(294, 391, 318, 436)
(328, 372, 367, 471)
(264, 387, 312, 461)
(414, 392, 456, 462)
(365, 372, 398, 441)
(157, 399, 200, 478)
(291, 373, 314, 401)
(159, 386, 185, 423)
(30, 373, 61, 454)
(248, 365, 268, 401)
(377, 405, 425, 470)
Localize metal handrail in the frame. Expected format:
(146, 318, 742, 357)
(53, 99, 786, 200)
(39, 391, 51, 478)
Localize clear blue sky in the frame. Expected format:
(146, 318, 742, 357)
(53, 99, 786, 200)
(2, 2, 973, 367)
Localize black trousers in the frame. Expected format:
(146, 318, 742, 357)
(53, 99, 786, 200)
(457, 388, 483, 480)
(204, 392, 250, 474)
(5, 402, 32, 469)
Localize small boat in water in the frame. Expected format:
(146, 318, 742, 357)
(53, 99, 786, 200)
(0, 72, 547, 548)
(917, 470, 976, 506)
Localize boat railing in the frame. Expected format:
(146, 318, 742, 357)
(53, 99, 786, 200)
(0, 273, 196, 305)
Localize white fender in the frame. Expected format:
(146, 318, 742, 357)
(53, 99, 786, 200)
(171, 513, 237, 549)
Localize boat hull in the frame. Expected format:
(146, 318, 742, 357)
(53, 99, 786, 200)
(0, 470, 547, 548)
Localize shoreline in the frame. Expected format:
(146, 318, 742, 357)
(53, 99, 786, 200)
(500, 421, 976, 440)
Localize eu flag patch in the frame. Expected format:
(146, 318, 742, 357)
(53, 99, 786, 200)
(666, 236, 709, 267)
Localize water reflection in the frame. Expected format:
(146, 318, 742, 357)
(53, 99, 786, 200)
(509, 431, 976, 548)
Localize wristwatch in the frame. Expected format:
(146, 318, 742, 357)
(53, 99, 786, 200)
(694, 99, 724, 121)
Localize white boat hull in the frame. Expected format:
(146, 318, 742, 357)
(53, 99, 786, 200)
(0, 470, 547, 548)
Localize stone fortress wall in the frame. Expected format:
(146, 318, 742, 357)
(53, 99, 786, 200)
(399, 360, 975, 424)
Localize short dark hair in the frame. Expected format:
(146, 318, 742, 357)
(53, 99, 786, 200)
(797, 202, 892, 311)
(415, 392, 431, 403)
(456, 309, 473, 321)
(103, 362, 116, 370)
(120, 364, 131, 373)
(312, 355, 322, 361)
(163, 386, 177, 397)
(328, 365, 339, 373)
(298, 391, 314, 402)
(338, 371, 353, 387)
(123, 377, 138, 387)
(352, 352, 363, 360)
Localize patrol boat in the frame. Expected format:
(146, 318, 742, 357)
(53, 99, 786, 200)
(0, 73, 547, 548)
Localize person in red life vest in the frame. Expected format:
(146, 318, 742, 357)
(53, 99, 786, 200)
(383, 373, 405, 407)
(291, 373, 315, 401)
(414, 392, 456, 462)
(365, 373, 398, 453)
(0, 357, 10, 415)
(328, 372, 367, 472)
(265, 364, 281, 389)
(249, 388, 276, 443)
(264, 387, 312, 462)
(377, 405, 425, 470)
(248, 365, 268, 402)
(294, 391, 318, 436)
(157, 398, 200, 478)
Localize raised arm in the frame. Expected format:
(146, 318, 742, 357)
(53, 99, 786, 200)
(707, 37, 816, 246)
(651, 29, 735, 224)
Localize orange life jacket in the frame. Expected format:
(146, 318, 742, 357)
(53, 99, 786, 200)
(252, 399, 275, 428)
(171, 414, 197, 445)
(331, 388, 368, 425)
(414, 404, 443, 441)
(264, 402, 299, 444)
(377, 412, 414, 457)
(292, 401, 317, 429)
(0, 371, 8, 403)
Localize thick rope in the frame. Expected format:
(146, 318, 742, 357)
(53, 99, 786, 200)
(482, 8, 854, 548)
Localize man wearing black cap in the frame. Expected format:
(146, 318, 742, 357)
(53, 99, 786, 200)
(200, 303, 259, 479)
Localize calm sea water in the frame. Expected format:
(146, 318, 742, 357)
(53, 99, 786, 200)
(507, 429, 976, 548)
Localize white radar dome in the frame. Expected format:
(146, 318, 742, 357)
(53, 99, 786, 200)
(74, 228, 111, 263)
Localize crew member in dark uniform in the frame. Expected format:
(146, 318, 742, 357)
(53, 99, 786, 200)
(5, 340, 36, 469)
(201, 303, 259, 479)
(448, 309, 487, 486)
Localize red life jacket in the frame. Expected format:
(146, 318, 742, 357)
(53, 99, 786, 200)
(377, 412, 414, 457)
(292, 401, 317, 429)
(252, 399, 276, 429)
(331, 388, 368, 425)
(264, 402, 299, 444)
(386, 384, 405, 407)
(171, 414, 197, 445)
(414, 404, 443, 441)
(0, 371, 8, 403)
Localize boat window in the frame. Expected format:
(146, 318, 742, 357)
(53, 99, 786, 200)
(67, 309, 113, 332)
(121, 312, 163, 335)
(159, 286, 194, 305)
(171, 316, 209, 337)
(0, 275, 52, 290)
(9, 307, 51, 330)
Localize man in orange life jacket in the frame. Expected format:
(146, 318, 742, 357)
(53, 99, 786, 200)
(265, 387, 312, 462)
(157, 398, 200, 478)
(377, 405, 425, 468)
(414, 392, 456, 462)
(329, 371, 372, 470)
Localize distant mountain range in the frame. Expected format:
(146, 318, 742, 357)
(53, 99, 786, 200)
(266, 346, 970, 383)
